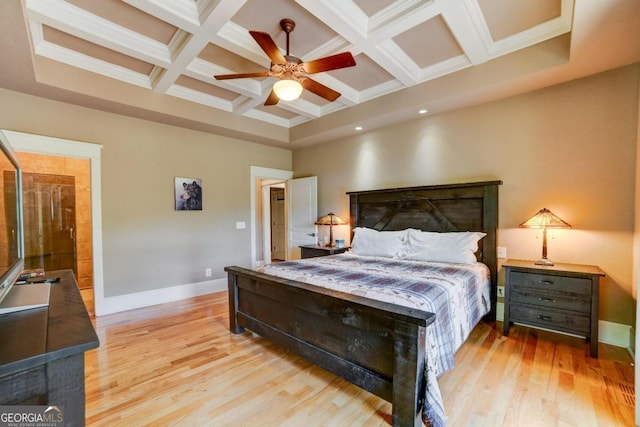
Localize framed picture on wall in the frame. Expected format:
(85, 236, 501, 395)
(174, 177, 202, 211)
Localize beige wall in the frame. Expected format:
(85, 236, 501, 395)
(0, 89, 292, 298)
(294, 64, 640, 327)
(0, 64, 637, 325)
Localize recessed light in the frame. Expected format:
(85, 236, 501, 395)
(355, 126, 363, 131)
(418, 109, 428, 114)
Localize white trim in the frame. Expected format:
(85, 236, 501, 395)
(1, 130, 106, 315)
(98, 278, 226, 316)
(26, 0, 172, 66)
(262, 184, 272, 264)
(249, 166, 293, 268)
(599, 320, 633, 349)
(496, 301, 504, 321)
(496, 302, 632, 349)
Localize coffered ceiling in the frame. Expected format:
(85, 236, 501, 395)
(2, 0, 639, 148)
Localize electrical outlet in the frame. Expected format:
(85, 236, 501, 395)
(497, 286, 505, 298)
(497, 246, 507, 259)
(205, 268, 212, 277)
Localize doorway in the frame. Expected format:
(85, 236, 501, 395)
(260, 179, 287, 265)
(249, 166, 318, 267)
(269, 186, 286, 261)
(15, 151, 94, 314)
(250, 166, 293, 267)
(22, 172, 77, 275)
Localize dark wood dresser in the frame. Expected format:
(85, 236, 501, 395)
(0, 269, 99, 425)
(299, 244, 350, 259)
(502, 259, 604, 358)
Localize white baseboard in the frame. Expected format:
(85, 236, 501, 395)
(496, 302, 631, 349)
(95, 278, 227, 316)
(599, 320, 633, 349)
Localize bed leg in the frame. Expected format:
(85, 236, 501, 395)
(392, 320, 427, 427)
(227, 272, 244, 334)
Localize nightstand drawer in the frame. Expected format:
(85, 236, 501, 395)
(510, 271, 590, 295)
(510, 303, 591, 334)
(509, 287, 590, 313)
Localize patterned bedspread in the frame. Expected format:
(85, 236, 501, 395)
(259, 253, 491, 427)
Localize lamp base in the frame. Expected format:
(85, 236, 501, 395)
(534, 258, 554, 266)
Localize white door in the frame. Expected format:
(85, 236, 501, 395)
(287, 176, 317, 260)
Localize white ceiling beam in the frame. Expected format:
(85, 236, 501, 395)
(367, 0, 440, 37)
(32, 33, 152, 89)
(166, 84, 235, 111)
(152, 0, 249, 94)
(214, 21, 279, 68)
(437, 0, 490, 66)
(25, 0, 171, 66)
(367, 40, 421, 86)
(186, 58, 265, 98)
(122, 0, 201, 32)
(419, 54, 471, 82)
(299, 0, 440, 88)
(243, 109, 293, 128)
(296, 0, 368, 39)
(489, 4, 573, 58)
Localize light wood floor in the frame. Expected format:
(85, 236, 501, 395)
(84, 292, 635, 426)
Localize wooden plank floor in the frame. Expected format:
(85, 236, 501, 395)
(85, 292, 635, 426)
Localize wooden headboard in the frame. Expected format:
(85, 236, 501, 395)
(347, 180, 502, 319)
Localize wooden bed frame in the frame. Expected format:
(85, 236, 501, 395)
(225, 180, 501, 426)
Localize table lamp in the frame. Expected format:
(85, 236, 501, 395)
(519, 208, 571, 266)
(315, 213, 347, 247)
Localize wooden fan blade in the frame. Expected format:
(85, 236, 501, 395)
(249, 31, 287, 65)
(302, 52, 356, 74)
(302, 78, 341, 101)
(214, 71, 270, 80)
(264, 90, 279, 106)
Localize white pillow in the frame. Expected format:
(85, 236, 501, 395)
(402, 229, 486, 264)
(350, 227, 407, 258)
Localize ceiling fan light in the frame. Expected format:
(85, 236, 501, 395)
(273, 79, 303, 101)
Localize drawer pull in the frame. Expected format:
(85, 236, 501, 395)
(538, 315, 554, 321)
(539, 279, 555, 285)
(538, 297, 555, 303)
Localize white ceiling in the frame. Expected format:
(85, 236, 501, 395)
(1, 0, 640, 148)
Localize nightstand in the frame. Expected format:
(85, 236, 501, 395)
(300, 244, 349, 259)
(502, 259, 605, 358)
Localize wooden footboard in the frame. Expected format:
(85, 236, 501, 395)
(226, 266, 435, 427)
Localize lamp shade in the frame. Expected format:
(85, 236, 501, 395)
(519, 208, 570, 266)
(315, 213, 347, 226)
(273, 79, 303, 101)
(519, 208, 571, 229)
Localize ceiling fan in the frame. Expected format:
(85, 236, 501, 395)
(214, 18, 356, 106)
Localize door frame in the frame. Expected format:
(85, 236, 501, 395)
(250, 166, 293, 268)
(2, 130, 104, 313)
